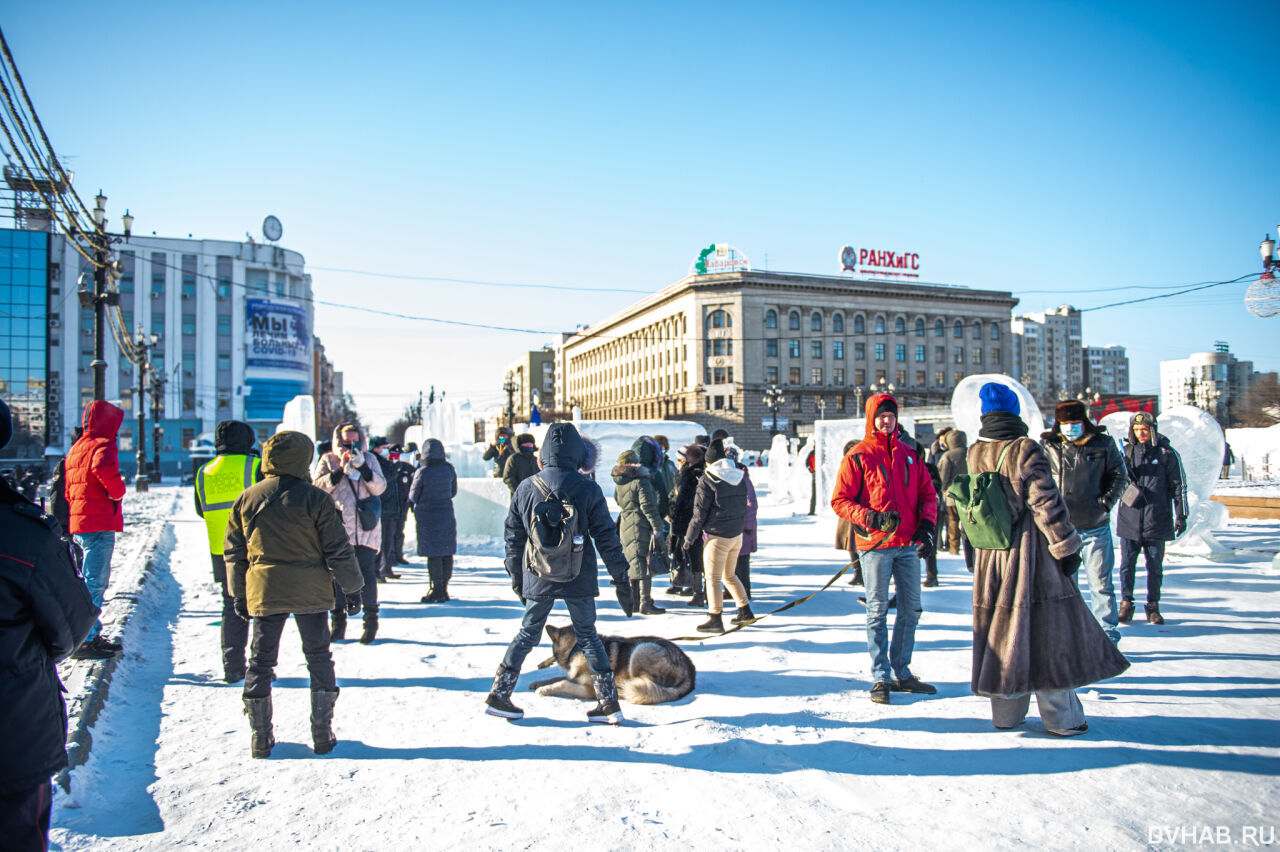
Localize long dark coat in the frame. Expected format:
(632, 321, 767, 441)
(612, 451, 664, 580)
(966, 436, 1129, 696)
(1116, 433, 1187, 543)
(410, 453, 458, 558)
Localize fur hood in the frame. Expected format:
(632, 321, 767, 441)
(612, 450, 651, 484)
(704, 458, 745, 486)
(330, 421, 366, 453)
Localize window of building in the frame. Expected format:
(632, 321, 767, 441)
(811, 367, 823, 384)
(789, 311, 800, 330)
(854, 314, 865, 334)
(712, 338, 727, 356)
(935, 345, 945, 361)
(990, 323, 1001, 340)
(707, 309, 730, 329)
(833, 341, 844, 359)
(151, 252, 166, 295)
(810, 340, 822, 359)
(181, 254, 197, 299)
(217, 354, 231, 371)
(972, 320, 982, 340)
(789, 367, 801, 384)
(915, 370, 926, 386)
(895, 344, 906, 361)
(953, 347, 964, 364)
(832, 314, 844, 333)
(217, 315, 231, 336)
(765, 339, 778, 357)
(811, 311, 822, 331)
(915, 318, 925, 336)
(876, 370, 886, 383)
(934, 318, 945, 337)
(935, 371, 945, 387)
(972, 348, 984, 365)
(764, 309, 777, 328)
(789, 340, 800, 358)
(766, 365, 778, 383)
(833, 367, 845, 384)
(954, 371, 963, 386)
(896, 370, 906, 386)
(182, 351, 196, 375)
(875, 316, 886, 334)
(954, 319, 964, 338)
(915, 345, 926, 362)
(118, 251, 134, 293)
(713, 395, 725, 410)
(875, 342, 885, 361)
(855, 342, 866, 360)
(183, 389, 196, 412)
(182, 314, 196, 336)
(712, 367, 727, 383)
(791, 396, 802, 413)
(992, 347, 1001, 363)
(856, 369, 866, 385)
(216, 256, 232, 299)
(894, 317, 906, 334)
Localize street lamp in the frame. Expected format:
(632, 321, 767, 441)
(132, 329, 160, 491)
(816, 396, 827, 420)
(78, 192, 135, 401)
(853, 385, 864, 412)
(763, 384, 785, 437)
(1076, 386, 1101, 421)
(1247, 231, 1280, 317)
(502, 372, 517, 428)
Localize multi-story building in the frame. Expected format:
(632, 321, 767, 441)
(1159, 342, 1256, 424)
(1083, 344, 1129, 396)
(313, 336, 345, 438)
(1010, 304, 1083, 406)
(502, 348, 556, 422)
(560, 269, 1018, 449)
(2, 220, 325, 474)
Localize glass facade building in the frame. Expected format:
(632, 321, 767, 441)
(0, 228, 48, 459)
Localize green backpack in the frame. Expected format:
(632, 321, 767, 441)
(946, 441, 1016, 550)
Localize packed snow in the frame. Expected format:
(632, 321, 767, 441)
(48, 480, 1280, 850)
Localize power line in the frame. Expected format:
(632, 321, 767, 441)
(1079, 272, 1256, 312)
(308, 265, 650, 295)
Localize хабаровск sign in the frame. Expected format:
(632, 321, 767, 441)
(246, 299, 310, 372)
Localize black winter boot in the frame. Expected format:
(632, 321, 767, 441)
(359, 605, 379, 645)
(311, 689, 340, 755)
(330, 609, 347, 642)
(688, 577, 707, 607)
(587, 670, 624, 724)
(441, 558, 453, 601)
(923, 564, 939, 588)
(485, 665, 524, 719)
(638, 578, 665, 614)
(731, 603, 756, 625)
(848, 563, 864, 587)
(242, 695, 275, 759)
(421, 564, 442, 603)
(696, 613, 725, 634)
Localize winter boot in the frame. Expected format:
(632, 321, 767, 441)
(441, 558, 453, 601)
(923, 565, 939, 588)
(731, 603, 756, 625)
(359, 606, 379, 645)
(484, 665, 524, 719)
(1145, 602, 1165, 625)
(847, 563, 864, 587)
(382, 568, 401, 580)
(310, 689, 340, 755)
(330, 609, 347, 642)
(421, 564, 441, 603)
(242, 695, 275, 759)
(638, 578, 665, 615)
(696, 613, 725, 634)
(587, 670, 624, 724)
(1118, 599, 1135, 625)
(687, 578, 707, 608)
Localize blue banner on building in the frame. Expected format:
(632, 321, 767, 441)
(246, 299, 309, 372)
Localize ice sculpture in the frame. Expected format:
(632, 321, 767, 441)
(810, 415, 916, 518)
(766, 433, 793, 503)
(950, 374, 1044, 445)
(1100, 405, 1229, 553)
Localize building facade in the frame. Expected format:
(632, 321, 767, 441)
(34, 232, 317, 474)
(1159, 343, 1256, 424)
(560, 270, 1018, 449)
(1083, 344, 1130, 396)
(0, 227, 50, 459)
(503, 348, 556, 423)
(1010, 304, 1083, 406)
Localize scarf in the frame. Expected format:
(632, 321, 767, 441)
(979, 411, 1028, 441)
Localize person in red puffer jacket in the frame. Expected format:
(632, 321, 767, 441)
(831, 392, 939, 705)
(65, 400, 127, 659)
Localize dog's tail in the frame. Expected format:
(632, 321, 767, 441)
(619, 671, 695, 705)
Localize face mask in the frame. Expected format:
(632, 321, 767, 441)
(1061, 423, 1084, 440)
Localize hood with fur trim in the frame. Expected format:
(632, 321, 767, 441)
(704, 458, 745, 486)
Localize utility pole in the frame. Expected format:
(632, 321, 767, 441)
(135, 358, 148, 491)
(84, 192, 132, 401)
(150, 372, 165, 483)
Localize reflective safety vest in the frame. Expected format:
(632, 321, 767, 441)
(196, 454, 261, 555)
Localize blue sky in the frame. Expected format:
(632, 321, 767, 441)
(6, 1, 1277, 428)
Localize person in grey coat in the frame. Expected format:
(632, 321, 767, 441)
(936, 429, 969, 555)
(409, 439, 458, 603)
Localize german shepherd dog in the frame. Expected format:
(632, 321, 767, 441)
(529, 624, 696, 704)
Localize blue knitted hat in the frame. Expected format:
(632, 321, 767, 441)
(979, 382, 1020, 415)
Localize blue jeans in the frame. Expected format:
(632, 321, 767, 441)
(859, 545, 923, 685)
(73, 531, 115, 640)
(1077, 525, 1120, 643)
(501, 597, 610, 674)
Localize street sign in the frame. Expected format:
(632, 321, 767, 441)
(762, 417, 788, 430)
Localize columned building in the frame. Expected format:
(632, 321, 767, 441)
(561, 270, 1018, 449)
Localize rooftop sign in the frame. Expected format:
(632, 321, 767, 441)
(840, 245, 920, 280)
(690, 243, 750, 276)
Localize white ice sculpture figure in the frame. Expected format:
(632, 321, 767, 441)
(277, 395, 316, 442)
(570, 420, 703, 501)
(810, 415, 917, 518)
(767, 433, 793, 503)
(950, 374, 1044, 444)
(1100, 405, 1229, 555)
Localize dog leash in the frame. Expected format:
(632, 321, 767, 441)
(666, 531, 899, 643)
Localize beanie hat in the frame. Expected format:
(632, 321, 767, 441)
(0, 398, 11, 450)
(873, 397, 898, 419)
(979, 382, 1020, 416)
(1054, 400, 1088, 423)
(369, 436, 389, 450)
(705, 439, 727, 464)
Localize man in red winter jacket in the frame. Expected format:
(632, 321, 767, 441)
(831, 393, 938, 705)
(65, 400, 128, 660)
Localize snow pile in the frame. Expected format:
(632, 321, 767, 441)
(1225, 423, 1280, 480)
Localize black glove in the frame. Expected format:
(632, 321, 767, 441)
(864, 510, 901, 532)
(912, 521, 936, 561)
(233, 598, 251, 622)
(1174, 518, 1187, 537)
(1061, 551, 1082, 576)
(512, 584, 526, 605)
(344, 590, 362, 617)
(614, 581, 635, 617)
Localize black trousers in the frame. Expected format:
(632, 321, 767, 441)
(243, 612, 335, 698)
(428, 555, 454, 587)
(734, 553, 751, 599)
(333, 545, 379, 613)
(211, 554, 249, 676)
(379, 514, 399, 573)
(1119, 538, 1165, 603)
(0, 781, 51, 852)
(393, 510, 409, 562)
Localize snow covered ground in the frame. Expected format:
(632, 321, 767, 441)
(49, 484, 1280, 850)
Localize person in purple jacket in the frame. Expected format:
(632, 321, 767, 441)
(733, 446, 758, 600)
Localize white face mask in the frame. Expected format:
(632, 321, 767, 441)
(1061, 422, 1084, 440)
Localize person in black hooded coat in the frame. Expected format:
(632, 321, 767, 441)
(667, 443, 707, 604)
(410, 439, 458, 602)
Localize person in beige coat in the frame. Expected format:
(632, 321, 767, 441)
(313, 422, 386, 644)
(965, 383, 1129, 736)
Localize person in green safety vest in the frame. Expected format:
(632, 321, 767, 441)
(194, 420, 263, 683)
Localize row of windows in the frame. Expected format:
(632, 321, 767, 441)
(763, 367, 973, 389)
(764, 339, 1002, 363)
(764, 309, 1001, 340)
